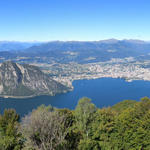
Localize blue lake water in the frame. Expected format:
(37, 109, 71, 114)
(0, 77, 150, 117)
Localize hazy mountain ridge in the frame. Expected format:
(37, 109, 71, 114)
(21, 39, 150, 63)
(0, 61, 70, 98)
(0, 41, 43, 51)
(1, 39, 150, 64)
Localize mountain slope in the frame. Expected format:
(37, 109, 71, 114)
(0, 61, 70, 98)
(22, 40, 150, 63)
(1, 40, 150, 64)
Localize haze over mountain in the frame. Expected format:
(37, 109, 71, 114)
(1, 39, 150, 64)
(0, 41, 43, 51)
(21, 39, 150, 63)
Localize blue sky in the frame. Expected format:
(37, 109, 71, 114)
(0, 0, 150, 41)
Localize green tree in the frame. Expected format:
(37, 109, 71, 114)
(74, 97, 97, 150)
(112, 97, 150, 149)
(0, 109, 23, 150)
(78, 138, 100, 150)
(57, 108, 80, 150)
(91, 108, 116, 150)
(111, 100, 137, 113)
(74, 97, 97, 138)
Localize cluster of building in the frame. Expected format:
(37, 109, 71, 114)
(41, 61, 150, 87)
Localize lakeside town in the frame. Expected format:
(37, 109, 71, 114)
(28, 57, 150, 88)
(1, 55, 150, 89)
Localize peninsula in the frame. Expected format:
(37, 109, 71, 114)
(0, 61, 72, 98)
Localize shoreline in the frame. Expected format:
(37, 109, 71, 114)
(0, 94, 40, 99)
(1, 76, 150, 99)
(0, 88, 73, 99)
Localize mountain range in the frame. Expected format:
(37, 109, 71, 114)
(1, 39, 150, 63)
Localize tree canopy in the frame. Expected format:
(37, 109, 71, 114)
(1, 97, 150, 150)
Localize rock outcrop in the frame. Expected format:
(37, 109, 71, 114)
(0, 61, 70, 98)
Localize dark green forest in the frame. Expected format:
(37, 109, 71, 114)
(1, 97, 150, 150)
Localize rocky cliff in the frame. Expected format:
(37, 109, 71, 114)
(0, 61, 70, 98)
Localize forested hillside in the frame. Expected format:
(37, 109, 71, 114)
(0, 97, 150, 150)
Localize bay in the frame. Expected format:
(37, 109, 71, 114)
(0, 77, 150, 117)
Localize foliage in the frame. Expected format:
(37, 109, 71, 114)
(91, 108, 116, 150)
(1, 97, 150, 150)
(20, 105, 73, 150)
(0, 109, 23, 150)
(111, 99, 137, 113)
(111, 97, 150, 150)
(74, 97, 97, 137)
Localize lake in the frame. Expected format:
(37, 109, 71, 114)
(0, 77, 150, 117)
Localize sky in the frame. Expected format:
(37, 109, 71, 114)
(0, 0, 150, 41)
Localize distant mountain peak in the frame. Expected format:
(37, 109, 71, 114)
(98, 39, 119, 44)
